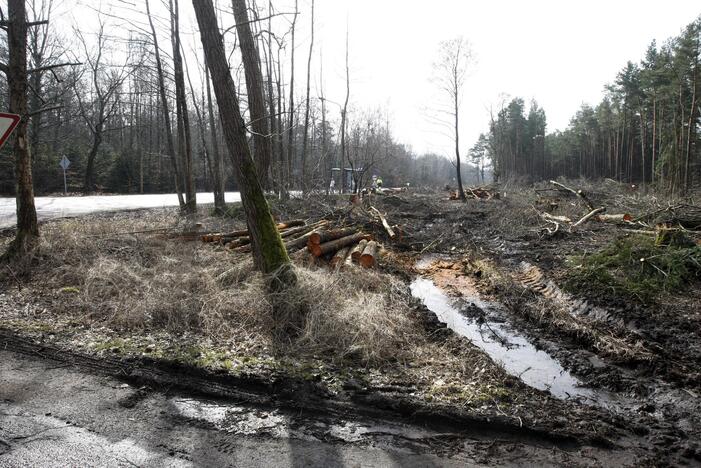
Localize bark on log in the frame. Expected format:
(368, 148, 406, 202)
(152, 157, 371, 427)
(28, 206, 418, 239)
(350, 239, 368, 262)
(597, 213, 633, 224)
(284, 223, 329, 252)
(359, 240, 378, 268)
(308, 227, 357, 246)
(330, 246, 350, 268)
(238, 222, 327, 253)
(309, 232, 371, 257)
(202, 220, 306, 243)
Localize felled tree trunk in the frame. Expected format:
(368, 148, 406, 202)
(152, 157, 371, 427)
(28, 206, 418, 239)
(309, 232, 370, 257)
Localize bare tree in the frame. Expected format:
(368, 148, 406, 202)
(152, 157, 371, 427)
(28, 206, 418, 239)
(145, 0, 184, 207)
(170, 0, 196, 213)
(434, 37, 474, 201)
(192, 0, 291, 276)
(340, 25, 349, 193)
(232, 0, 272, 189)
(1, 0, 39, 257)
(285, 0, 298, 196)
(300, 0, 314, 192)
(73, 19, 131, 193)
(205, 66, 226, 212)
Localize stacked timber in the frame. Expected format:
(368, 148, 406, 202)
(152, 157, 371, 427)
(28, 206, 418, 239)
(306, 227, 379, 269)
(197, 219, 385, 270)
(198, 219, 328, 252)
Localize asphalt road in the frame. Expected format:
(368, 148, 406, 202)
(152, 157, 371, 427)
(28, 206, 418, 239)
(0, 192, 243, 229)
(0, 349, 475, 468)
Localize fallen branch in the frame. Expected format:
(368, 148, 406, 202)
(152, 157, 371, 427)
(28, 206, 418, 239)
(540, 212, 571, 224)
(369, 206, 396, 239)
(597, 213, 633, 224)
(572, 207, 606, 227)
(549, 180, 595, 211)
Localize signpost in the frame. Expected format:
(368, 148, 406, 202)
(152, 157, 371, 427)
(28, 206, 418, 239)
(59, 155, 70, 195)
(0, 112, 21, 151)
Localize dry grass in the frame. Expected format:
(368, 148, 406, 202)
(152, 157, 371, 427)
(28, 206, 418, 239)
(2, 210, 422, 365)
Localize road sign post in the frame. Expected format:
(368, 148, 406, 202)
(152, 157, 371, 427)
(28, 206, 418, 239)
(59, 155, 70, 195)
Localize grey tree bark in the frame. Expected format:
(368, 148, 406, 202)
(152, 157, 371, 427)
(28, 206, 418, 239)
(192, 0, 292, 276)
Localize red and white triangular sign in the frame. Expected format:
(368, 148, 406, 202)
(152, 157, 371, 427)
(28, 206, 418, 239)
(0, 113, 21, 151)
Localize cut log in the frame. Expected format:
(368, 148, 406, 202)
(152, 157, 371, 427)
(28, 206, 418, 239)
(330, 246, 351, 268)
(274, 219, 306, 229)
(359, 240, 379, 268)
(549, 180, 595, 211)
(202, 220, 304, 243)
(280, 221, 322, 239)
(572, 207, 606, 227)
(597, 213, 633, 224)
(369, 206, 396, 239)
(284, 226, 328, 253)
(308, 227, 357, 246)
(309, 232, 371, 257)
(350, 239, 368, 262)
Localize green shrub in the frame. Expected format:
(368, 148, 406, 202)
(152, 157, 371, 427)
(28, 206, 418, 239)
(564, 235, 701, 303)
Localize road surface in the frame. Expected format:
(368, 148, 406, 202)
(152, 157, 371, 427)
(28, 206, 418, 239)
(0, 349, 477, 467)
(0, 192, 243, 229)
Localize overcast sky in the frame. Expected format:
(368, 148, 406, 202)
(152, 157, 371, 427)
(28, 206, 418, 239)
(306, 0, 700, 156)
(67, 0, 701, 158)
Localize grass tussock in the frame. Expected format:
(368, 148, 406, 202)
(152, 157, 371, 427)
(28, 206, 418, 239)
(4, 212, 421, 365)
(564, 234, 701, 303)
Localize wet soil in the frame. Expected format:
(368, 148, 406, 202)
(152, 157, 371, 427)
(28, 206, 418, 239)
(361, 190, 701, 465)
(2, 190, 701, 465)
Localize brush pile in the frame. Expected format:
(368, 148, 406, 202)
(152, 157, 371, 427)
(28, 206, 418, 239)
(448, 186, 500, 200)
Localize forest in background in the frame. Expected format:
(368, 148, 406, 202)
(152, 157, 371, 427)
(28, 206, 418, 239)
(0, 0, 472, 198)
(482, 16, 700, 194)
(0, 2, 698, 198)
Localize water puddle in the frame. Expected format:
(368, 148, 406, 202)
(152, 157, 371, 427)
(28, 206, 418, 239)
(169, 398, 434, 442)
(410, 277, 599, 402)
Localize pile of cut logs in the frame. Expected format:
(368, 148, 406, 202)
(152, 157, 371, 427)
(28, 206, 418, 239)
(198, 219, 381, 269)
(306, 228, 379, 268)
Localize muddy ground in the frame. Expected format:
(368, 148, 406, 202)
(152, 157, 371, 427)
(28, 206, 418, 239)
(1, 183, 701, 466)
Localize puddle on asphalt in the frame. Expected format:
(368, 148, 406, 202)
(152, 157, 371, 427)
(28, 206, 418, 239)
(170, 398, 433, 442)
(410, 263, 624, 408)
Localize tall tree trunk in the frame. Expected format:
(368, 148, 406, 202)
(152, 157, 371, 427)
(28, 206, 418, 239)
(285, 0, 298, 194)
(193, 0, 291, 275)
(264, 1, 278, 194)
(300, 0, 314, 193)
(84, 124, 102, 191)
(206, 66, 226, 212)
(171, 0, 196, 213)
(145, 0, 184, 207)
(5, 0, 39, 258)
(232, 0, 272, 190)
(454, 81, 466, 201)
(340, 28, 349, 194)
